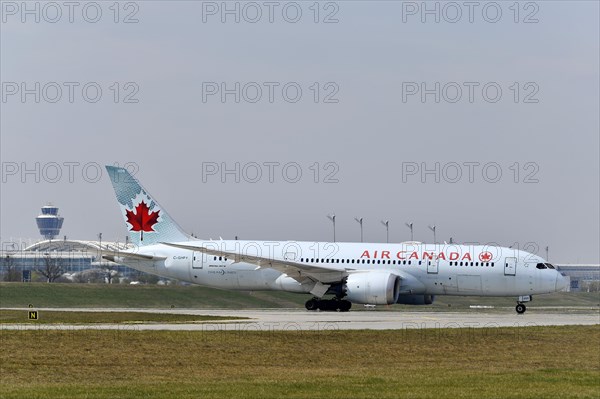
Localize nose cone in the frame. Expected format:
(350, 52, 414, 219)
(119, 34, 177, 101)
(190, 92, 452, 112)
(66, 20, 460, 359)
(555, 273, 568, 292)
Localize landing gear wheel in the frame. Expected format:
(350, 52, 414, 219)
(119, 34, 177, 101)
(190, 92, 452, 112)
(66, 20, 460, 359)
(305, 299, 318, 311)
(340, 300, 352, 312)
(318, 300, 334, 311)
(516, 303, 526, 314)
(307, 298, 352, 312)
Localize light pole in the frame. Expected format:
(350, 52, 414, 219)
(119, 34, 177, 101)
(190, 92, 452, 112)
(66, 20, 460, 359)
(428, 225, 436, 244)
(98, 232, 103, 271)
(354, 217, 364, 242)
(380, 220, 389, 243)
(545, 246, 549, 261)
(405, 222, 413, 241)
(327, 214, 336, 242)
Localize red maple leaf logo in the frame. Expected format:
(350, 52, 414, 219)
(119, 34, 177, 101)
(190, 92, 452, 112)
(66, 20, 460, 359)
(125, 201, 160, 232)
(479, 252, 492, 262)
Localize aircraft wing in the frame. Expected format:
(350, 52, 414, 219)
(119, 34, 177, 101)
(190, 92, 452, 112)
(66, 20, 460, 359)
(161, 242, 351, 283)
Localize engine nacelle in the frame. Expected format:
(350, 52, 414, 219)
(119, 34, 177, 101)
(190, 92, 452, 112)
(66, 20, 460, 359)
(345, 272, 401, 305)
(396, 294, 435, 305)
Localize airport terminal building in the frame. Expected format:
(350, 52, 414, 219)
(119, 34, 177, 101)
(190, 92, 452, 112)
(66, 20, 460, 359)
(0, 239, 136, 282)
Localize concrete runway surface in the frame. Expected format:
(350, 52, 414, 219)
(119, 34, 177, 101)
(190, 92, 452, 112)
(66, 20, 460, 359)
(2, 307, 599, 331)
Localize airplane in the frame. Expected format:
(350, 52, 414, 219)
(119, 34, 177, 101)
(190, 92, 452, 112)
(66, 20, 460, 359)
(103, 165, 568, 314)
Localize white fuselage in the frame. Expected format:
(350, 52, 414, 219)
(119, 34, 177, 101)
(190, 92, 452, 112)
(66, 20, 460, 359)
(119, 240, 566, 297)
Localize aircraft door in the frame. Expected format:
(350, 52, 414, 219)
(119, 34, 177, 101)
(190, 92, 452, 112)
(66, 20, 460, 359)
(284, 251, 297, 261)
(504, 257, 517, 276)
(192, 252, 203, 269)
(427, 259, 438, 274)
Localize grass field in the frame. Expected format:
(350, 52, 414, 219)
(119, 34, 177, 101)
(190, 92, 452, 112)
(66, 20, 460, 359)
(0, 282, 307, 309)
(1, 282, 599, 311)
(0, 326, 598, 398)
(0, 309, 242, 324)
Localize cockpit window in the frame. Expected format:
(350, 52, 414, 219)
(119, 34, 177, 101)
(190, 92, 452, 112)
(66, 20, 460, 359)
(545, 263, 555, 269)
(536, 263, 548, 269)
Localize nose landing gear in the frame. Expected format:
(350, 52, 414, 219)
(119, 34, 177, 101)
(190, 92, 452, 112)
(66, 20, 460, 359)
(515, 295, 532, 314)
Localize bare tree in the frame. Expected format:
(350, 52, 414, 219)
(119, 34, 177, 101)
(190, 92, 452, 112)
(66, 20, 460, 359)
(2, 255, 21, 282)
(102, 262, 119, 284)
(37, 254, 65, 283)
(582, 280, 600, 292)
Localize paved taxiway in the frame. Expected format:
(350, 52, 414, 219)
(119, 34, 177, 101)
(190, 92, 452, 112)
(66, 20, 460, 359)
(2, 308, 599, 331)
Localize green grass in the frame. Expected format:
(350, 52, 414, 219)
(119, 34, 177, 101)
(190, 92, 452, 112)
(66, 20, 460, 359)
(0, 326, 598, 398)
(0, 282, 306, 309)
(0, 309, 243, 324)
(0, 282, 598, 311)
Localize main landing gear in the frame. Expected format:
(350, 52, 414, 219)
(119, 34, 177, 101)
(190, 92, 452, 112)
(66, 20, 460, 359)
(515, 295, 532, 314)
(305, 298, 352, 312)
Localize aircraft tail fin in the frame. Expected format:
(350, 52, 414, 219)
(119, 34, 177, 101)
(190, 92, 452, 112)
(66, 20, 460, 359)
(105, 166, 190, 247)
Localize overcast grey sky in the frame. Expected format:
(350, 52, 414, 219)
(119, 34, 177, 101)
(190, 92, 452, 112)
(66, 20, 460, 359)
(1, 1, 598, 263)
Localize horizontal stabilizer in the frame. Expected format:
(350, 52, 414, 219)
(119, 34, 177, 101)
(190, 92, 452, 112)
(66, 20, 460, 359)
(101, 249, 167, 262)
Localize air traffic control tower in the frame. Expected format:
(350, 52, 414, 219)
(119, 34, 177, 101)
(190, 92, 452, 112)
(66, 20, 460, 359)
(36, 204, 64, 240)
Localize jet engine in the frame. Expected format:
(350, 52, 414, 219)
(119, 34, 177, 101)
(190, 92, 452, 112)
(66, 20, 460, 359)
(345, 272, 401, 305)
(396, 294, 435, 305)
